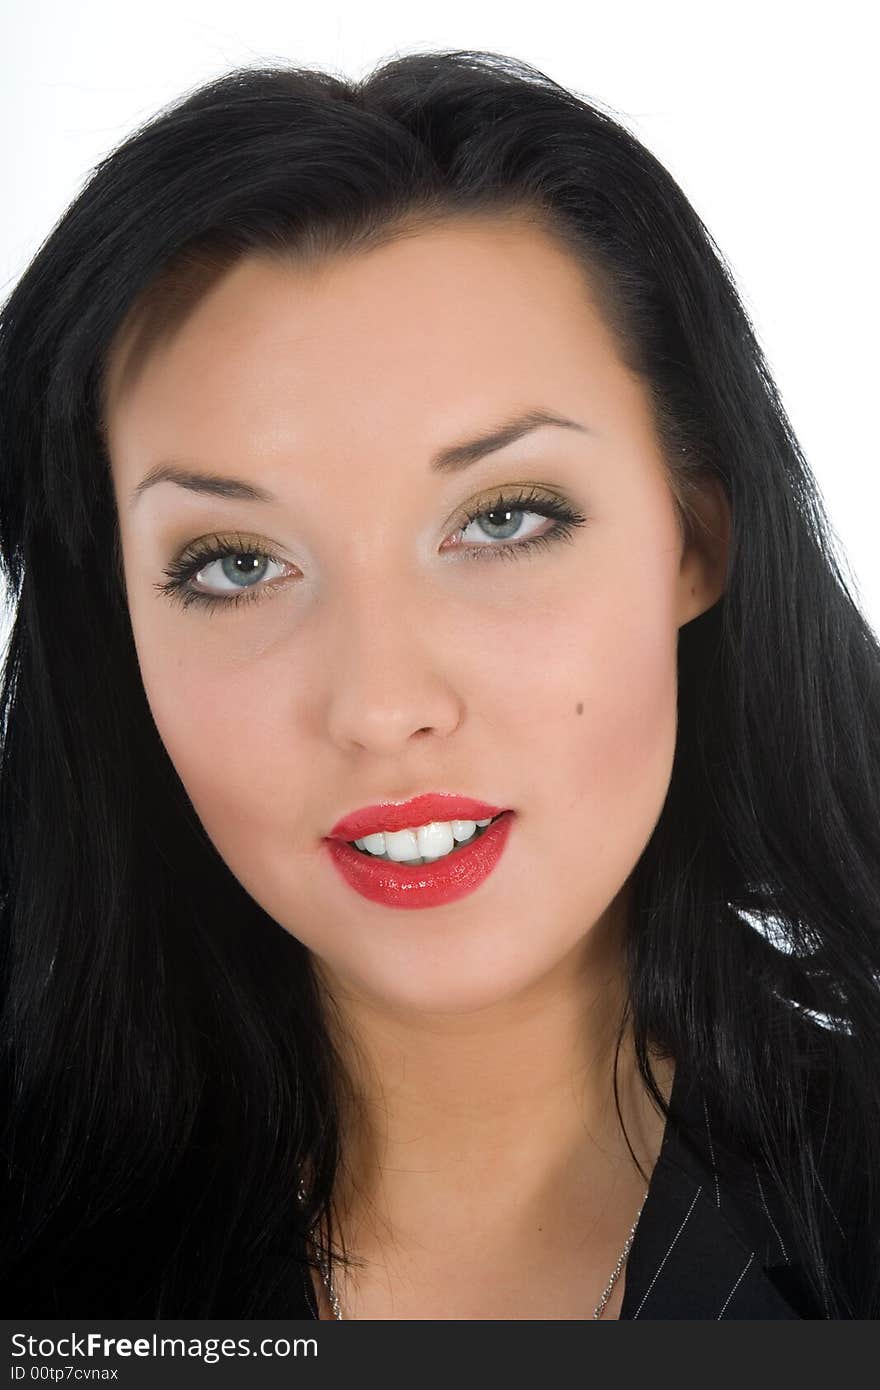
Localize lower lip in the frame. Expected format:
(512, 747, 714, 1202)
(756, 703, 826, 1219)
(323, 811, 516, 910)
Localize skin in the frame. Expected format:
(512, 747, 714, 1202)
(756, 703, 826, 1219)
(102, 216, 729, 1319)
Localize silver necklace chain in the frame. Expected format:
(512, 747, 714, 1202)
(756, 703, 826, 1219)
(298, 1180, 649, 1320)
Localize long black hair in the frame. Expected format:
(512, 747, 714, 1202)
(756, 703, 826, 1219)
(1, 49, 878, 1318)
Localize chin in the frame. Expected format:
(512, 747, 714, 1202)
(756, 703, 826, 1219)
(327, 947, 566, 1019)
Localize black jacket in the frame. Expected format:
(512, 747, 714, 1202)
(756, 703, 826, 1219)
(616, 1061, 822, 1318)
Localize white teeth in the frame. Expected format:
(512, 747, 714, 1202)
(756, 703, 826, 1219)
(381, 825, 447, 863)
(353, 816, 497, 863)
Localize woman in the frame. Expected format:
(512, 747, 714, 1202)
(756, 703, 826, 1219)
(0, 49, 877, 1320)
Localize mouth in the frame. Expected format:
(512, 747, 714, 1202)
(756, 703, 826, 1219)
(346, 811, 506, 866)
(324, 809, 516, 909)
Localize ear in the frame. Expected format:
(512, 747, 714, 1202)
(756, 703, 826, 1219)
(677, 474, 730, 628)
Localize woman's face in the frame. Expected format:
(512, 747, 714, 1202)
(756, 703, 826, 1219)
(104, 217, 726, 1016)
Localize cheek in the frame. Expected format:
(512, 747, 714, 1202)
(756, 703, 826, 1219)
(502, 560, 680, 873)
(570, 600, 677, 817)
(131, 617, 299, 876)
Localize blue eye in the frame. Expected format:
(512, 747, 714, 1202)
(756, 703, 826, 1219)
(155, 531, 294, 614)
(155, 488, 588, 613)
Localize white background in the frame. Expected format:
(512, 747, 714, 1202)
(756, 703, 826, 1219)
(1, 0, 877, 652)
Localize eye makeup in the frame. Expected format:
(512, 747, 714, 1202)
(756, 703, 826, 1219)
(153, 484, 588, 613)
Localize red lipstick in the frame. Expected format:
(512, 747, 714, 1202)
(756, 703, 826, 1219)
(326, 794, 507, 843)
(323, 794, 515, 910)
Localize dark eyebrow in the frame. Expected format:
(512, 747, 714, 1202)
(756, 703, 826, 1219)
(430, 407, 591, 473)
(128, 464, 275, 510)
(127, 407, 591, 510)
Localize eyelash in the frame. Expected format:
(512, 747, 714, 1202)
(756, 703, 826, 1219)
(154, 486, 589, 614)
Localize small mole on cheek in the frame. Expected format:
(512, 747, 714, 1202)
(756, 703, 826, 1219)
(575, 702, 583, 715)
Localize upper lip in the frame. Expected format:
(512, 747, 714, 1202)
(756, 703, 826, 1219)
(326, 794, 509, 843)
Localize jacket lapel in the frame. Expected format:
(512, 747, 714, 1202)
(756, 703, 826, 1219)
(619, 1065, 811, 1319)
(619, 1155, 804, 1318)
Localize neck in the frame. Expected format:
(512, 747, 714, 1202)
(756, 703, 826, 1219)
(312, 897, 673, 1266)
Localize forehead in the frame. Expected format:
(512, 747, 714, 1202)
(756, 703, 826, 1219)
(101, 217, 639, 486)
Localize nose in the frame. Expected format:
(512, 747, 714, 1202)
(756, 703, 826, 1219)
(321, 583, 463, 756)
